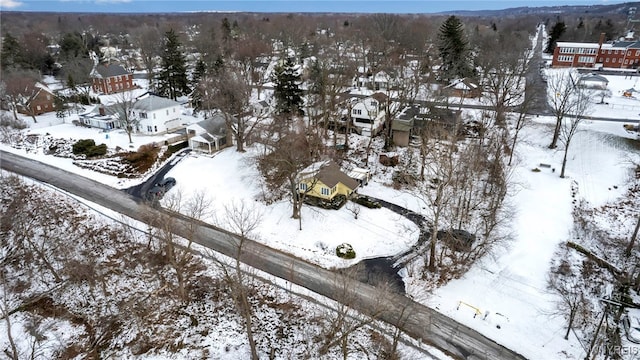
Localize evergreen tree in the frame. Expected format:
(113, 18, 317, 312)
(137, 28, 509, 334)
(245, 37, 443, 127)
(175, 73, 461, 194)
(545, 21, 567, 54)
(157, 29, 190, 101)
(191, 59, 206, 88)
(437, 16, 473, 82)
(272, 56, 303, 117)
(0, 33, 22, 70)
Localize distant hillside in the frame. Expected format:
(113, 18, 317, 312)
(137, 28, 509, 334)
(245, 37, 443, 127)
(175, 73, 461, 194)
(445, 2, 636, 17)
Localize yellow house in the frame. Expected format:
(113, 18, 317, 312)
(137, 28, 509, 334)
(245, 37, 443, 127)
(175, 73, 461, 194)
(298, 161, 359, 201)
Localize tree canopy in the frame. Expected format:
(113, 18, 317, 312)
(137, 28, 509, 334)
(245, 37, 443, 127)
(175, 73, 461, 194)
(157, 29, 190, 101)
(437, 16, 473, 82)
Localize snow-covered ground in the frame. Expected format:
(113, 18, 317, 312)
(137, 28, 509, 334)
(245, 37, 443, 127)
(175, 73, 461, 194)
(3, 105, 638, 359)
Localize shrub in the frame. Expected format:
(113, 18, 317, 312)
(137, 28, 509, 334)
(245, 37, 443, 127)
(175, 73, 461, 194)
(336, 243, 356, 259)
(531, 167, 541, 172)
(0, 114, 27, 129)
(122, 144, 159, 173)
(72, 139, 96, 155)
(72, 139, 108, 158)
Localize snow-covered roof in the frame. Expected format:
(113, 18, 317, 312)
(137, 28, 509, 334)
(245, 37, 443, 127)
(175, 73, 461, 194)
(133, 94, 180, 112)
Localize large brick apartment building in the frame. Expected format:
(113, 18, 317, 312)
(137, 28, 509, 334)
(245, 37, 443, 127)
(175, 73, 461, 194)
(552, 33, 640, 69)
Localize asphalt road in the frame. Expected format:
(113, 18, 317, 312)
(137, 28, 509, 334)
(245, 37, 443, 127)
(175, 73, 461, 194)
(0, 150, 527, 360)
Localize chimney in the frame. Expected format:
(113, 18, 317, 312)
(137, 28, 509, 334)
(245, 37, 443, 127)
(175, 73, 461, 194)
(599, 32, 606, 47)
(99, 107, 105, 116)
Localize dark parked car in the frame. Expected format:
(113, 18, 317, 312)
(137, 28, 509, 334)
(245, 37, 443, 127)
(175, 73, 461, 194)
(157, 177, 176, 190)
(147, 186, 164, 200)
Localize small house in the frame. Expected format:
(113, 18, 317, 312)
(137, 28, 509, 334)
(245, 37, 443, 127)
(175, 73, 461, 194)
(351, 92, 387, 137)
(578, 74, 609, 89)
(187, 112, 236, 153)
(443, 78, 482, 98)
(16, 82, 57, 116)
(298, 161, 359, 202)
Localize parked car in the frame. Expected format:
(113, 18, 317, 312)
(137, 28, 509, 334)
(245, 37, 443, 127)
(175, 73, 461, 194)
(623, 308, 640, 344)
(351, 194, 381, 209)
(157, 177, 176, 191)
(147, 186, 164, 200)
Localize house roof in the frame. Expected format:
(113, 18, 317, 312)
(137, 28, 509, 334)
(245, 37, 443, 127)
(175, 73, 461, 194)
(194, 112, 237, 137)
(371, 92, 388, 102)
(302, 161, 359, 190)
(579, 74, 609, 83)
(444, 78, 479, 91)
(133, 94, 180, 112)
(92, 63, 129, 79)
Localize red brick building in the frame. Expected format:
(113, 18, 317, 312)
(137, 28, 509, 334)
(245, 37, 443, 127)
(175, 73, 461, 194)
(17, 82, 57, 116)
(552, 34, 640, 69)
(90, 63, 134, 94)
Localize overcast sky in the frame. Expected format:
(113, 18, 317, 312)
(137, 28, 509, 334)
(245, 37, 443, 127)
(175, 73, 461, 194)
(0, 0, 627, 14)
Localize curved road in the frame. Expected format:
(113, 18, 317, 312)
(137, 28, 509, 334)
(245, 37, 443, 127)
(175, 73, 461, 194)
(0, 150, 527, 360)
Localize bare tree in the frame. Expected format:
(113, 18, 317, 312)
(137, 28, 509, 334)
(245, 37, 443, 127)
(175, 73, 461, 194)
(626, 215, 640, 257)
(558, 86, 593, 178)
(202, 67, 264, 152)
(2, 70, 42, 122)
(256, 124, 319, 220)
(129, 24, 162, 83)
(219, 200, 263, 360)
(546, 70, 586, 149)
(548, 246, 592, 340)
(106, 90, 139, 144)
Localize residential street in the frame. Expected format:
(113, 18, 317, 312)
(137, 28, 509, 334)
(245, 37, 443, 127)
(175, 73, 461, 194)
(0, 149, 527, 360)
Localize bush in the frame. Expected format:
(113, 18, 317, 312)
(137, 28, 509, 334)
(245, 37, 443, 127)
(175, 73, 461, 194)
(336, 243, 356, 259)
(122, 144, 160, 173)
(72, 139, 107, 158)
(0, 114, 27, 130)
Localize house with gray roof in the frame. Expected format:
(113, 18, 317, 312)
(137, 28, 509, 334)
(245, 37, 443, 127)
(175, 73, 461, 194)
(186, 112, 236, 153)
(90, 62, 134, 95)
(131, 93, 183, 134)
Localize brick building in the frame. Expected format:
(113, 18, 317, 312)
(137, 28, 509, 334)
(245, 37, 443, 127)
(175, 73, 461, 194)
(552, 33, 640, 69)
(90, 63, 134, 94)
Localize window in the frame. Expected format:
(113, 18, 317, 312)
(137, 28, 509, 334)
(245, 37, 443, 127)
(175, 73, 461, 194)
(628, 51, 632, 56)
(331, 186, 337, 194)
(299, 183, 307, 191)
(578, 56, 594, 63)
(353, 109, 362, 115)
(46, 94, 51, 100)
(154, 126, 157, 132)
(606, 58, 610, 63)
(558, 55, 573, 62)
(625, 59, 629, 64)
(608, 50, 612, 54)
(166, 109, 169, 115)
(36, 105, 41, 111)
(321, 188, 330, 196)
(147, 126, 152, 132)
(636, 50, 640, 56)
(140, 112, 148, 119)
(370, 100, 377, 107)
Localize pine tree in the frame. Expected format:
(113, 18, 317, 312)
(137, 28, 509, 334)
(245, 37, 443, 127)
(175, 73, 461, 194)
(545, 21, 567, 54)
(272, 56, 303, 117)
(1, 33, 23, 70)
(157, 29, 190, 101)
(437, 16, 473, 82)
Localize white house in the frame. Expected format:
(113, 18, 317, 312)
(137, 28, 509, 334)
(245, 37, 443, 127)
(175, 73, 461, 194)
(351, 93, 387, 137)
(131, 94, 182, 134)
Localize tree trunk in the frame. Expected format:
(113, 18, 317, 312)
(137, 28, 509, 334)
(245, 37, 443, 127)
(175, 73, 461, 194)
(549, 117, 562, 149)
(564, 306, 576, 340)
(560, 139, 570, 178)
(625, 214, 640, 257)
